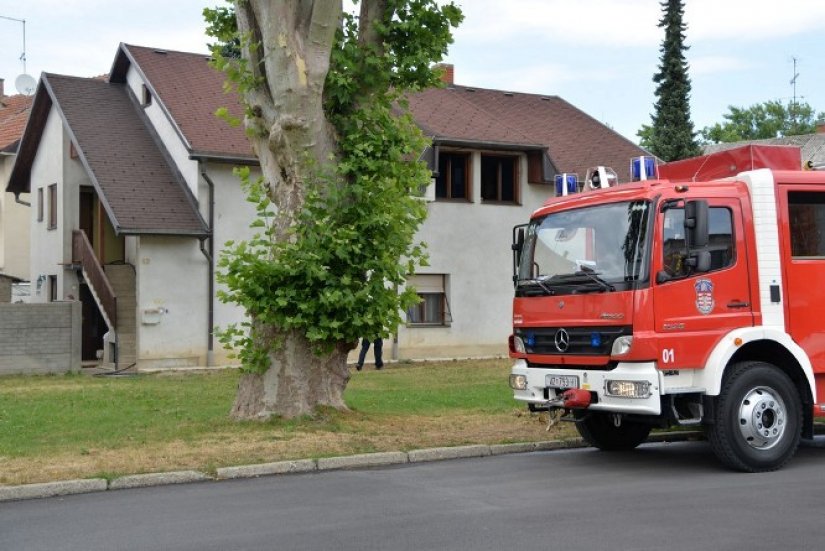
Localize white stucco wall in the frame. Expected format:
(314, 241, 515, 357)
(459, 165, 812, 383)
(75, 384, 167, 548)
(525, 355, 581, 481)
(135, 235, 208, 367)
(125, 66, 200, 197)
(28, 107, 70, 302)
(396, 152, 554, 359)
(0, 153, 31, 280)
(199, 161, 259, 364)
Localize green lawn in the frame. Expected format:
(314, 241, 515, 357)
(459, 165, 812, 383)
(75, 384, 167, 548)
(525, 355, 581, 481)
(0, 359, 572, 485)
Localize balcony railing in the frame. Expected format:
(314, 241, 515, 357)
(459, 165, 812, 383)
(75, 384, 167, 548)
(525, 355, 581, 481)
(72, 229, 117, 328)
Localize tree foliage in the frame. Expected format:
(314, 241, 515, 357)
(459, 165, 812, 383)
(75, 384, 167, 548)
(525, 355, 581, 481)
(700, 100, 825, 143)
(203, 1, 461, 418)
(641, 0, 700, 161)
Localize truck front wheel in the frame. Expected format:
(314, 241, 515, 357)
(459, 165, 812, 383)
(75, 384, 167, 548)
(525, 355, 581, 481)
(574, 412, 652, 451)
(708, 362, 802, 472)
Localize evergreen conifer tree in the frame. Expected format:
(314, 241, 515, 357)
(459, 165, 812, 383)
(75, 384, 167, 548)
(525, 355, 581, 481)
(645, 0, 701, 161)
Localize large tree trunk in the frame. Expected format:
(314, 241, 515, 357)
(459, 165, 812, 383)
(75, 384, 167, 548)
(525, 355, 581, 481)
(231, 0, 347, 419)
(231, 328, 352, 420)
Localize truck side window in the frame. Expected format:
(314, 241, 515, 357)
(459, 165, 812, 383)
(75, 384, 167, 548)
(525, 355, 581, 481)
(789, 191, 825, 257)
(662, 206, 734, 277)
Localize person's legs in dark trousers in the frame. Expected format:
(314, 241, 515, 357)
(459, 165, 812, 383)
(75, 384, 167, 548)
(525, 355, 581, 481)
(356, 338, 370, 371)
(374, 338, 384, 369)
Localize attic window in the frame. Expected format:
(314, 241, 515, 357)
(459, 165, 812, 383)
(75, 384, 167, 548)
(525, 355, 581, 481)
(481, 155, 519, 204)
(142, 85, 152, 106)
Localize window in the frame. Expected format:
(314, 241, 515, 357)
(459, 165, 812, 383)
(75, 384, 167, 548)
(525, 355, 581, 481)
(662, 206, 734, 278)
(435, 152, 470, 200)
(48, 275, 57, 302)
(142, 85, 152, 106)
(47, 184, 57, 230)
(406, 274, 452, 326)
(37, 188, 44, 222)
(481, 155, 518, 203)
(789, 191, 825, 257)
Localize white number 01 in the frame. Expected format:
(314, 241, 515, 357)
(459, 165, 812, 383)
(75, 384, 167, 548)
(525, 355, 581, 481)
(662, 348, 675, 364)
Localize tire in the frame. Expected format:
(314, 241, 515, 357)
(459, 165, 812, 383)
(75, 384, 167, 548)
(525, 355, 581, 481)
(575, 412, 652, 451)
(707, 361, 802, 473)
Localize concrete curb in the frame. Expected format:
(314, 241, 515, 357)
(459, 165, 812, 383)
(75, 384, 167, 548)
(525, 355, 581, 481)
(408, 444, 491, 463)
(1, 433, 707, 503)
(109, 470, 211, 490)
(0, 478, 107, 503)
(318, 451, 408, 471)
(217, 459, 317, 479)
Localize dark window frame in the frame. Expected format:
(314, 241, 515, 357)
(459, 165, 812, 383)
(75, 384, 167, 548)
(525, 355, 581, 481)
(435, 152, 471, 201)
(48, 275, 58, 302)
(37, 188, 44, 222)
(789, 191, 825, 258)
(47, 183, 57, 230)
(480, 154, 519, 204)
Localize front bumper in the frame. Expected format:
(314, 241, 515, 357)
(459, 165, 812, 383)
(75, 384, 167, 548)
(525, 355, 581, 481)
(510, 359, 662, 415)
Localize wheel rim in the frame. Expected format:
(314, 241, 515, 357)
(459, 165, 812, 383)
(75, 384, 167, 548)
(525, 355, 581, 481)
(737, 386, 787, 450)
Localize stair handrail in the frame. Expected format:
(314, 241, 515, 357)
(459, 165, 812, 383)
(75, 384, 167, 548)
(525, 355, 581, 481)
(72, 229, 117, 328)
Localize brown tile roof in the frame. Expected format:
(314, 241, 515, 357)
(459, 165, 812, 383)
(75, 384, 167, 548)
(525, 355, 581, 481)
(408, 85, 649, 181)
(8, 74, 207, 236)
(0, 93, 33, 152)
(111, 44, 254, 161)
(111, 43, 645, 179)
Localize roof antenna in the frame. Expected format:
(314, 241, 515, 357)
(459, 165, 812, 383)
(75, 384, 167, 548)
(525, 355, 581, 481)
(0, 15, 35, 95)
(790, 56, 800, 108)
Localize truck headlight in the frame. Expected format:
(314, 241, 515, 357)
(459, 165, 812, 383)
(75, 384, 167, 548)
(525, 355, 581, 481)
(611, 335, 633, 356)
(509, 374, 528, 390)
(605, 380, 650, 398)
(512, 335, 526, 354)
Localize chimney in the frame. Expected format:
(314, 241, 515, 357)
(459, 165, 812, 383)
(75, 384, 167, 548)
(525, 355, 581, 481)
(0, 78, 4, 99)
(434, 63, 454, 86)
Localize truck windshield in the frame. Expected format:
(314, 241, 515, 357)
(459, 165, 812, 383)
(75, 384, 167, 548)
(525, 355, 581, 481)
(517, 200, 651, 294)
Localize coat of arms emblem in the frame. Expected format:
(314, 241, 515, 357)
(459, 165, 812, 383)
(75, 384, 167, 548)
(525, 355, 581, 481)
(694, 278, 715, 315)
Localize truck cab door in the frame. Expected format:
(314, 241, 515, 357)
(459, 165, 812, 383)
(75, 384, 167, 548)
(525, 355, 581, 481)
(652, 198, 754, 370)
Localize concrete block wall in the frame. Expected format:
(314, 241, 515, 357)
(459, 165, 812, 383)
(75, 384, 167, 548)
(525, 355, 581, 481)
(0, 302, 81, 375)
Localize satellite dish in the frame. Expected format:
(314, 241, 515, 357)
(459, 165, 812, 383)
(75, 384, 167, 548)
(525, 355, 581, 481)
(14, 73, 36, 96)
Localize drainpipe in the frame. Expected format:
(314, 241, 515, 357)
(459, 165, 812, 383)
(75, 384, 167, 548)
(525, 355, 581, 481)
(199, 166, 216, 367)
(14, 192, 31, 207)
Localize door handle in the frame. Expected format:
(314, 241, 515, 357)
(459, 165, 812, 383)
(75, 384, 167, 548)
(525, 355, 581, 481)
(727, 300, 750, 309)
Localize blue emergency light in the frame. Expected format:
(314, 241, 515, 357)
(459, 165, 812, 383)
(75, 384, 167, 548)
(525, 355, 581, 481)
(631, 156, 657, 181)
(554, 173, 578, 196)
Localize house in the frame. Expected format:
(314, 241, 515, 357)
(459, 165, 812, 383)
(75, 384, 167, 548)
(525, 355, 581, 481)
(397, 65, 648, 358)
(6, 46, 648, 369)
(0, 79, 32, 283)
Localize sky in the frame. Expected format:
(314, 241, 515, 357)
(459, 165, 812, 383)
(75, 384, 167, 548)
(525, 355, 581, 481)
(2, 0, 825, 145)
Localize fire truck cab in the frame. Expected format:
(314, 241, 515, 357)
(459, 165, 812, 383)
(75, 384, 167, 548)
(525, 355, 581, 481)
(509, 146, 825, 472)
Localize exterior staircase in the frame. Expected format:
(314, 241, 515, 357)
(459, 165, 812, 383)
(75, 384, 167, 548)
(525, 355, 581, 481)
(72, 230, 137, 370)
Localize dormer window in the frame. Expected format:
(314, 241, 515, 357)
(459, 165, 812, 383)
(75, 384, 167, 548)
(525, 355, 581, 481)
(435, 152, 470, 201)
(142, 85, 152, 106)
(481, 154, 519, 204)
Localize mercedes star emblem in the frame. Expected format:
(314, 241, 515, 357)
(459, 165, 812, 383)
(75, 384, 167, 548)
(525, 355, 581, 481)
(554, 328, 570, 352)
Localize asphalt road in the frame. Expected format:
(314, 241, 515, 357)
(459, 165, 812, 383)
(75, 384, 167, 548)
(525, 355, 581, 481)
(4, 439, 825, 551)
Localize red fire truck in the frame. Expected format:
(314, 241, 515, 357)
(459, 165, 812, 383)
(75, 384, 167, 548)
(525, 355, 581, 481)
(509, 145, 824, 472)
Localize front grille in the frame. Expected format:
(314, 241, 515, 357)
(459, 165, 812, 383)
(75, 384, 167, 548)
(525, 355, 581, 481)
(515, 326, 631, 356)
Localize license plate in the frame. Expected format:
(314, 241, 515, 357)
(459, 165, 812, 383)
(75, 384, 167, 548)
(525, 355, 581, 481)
(545, 374, 579, 389)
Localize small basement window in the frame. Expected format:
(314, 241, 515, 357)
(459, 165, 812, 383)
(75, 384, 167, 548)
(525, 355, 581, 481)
(406, 274, 452, 326)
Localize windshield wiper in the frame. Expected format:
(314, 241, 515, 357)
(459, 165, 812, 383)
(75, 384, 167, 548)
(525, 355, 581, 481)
(576, 265, 615, 292)
(545, 267, 615, 292)
(519, 277, 556, 296)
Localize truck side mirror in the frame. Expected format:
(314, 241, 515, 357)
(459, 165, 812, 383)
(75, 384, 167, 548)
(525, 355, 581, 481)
(685, 200, 709, 249)
(686, 250, 711, 273)
(512, 225, 526, 285)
